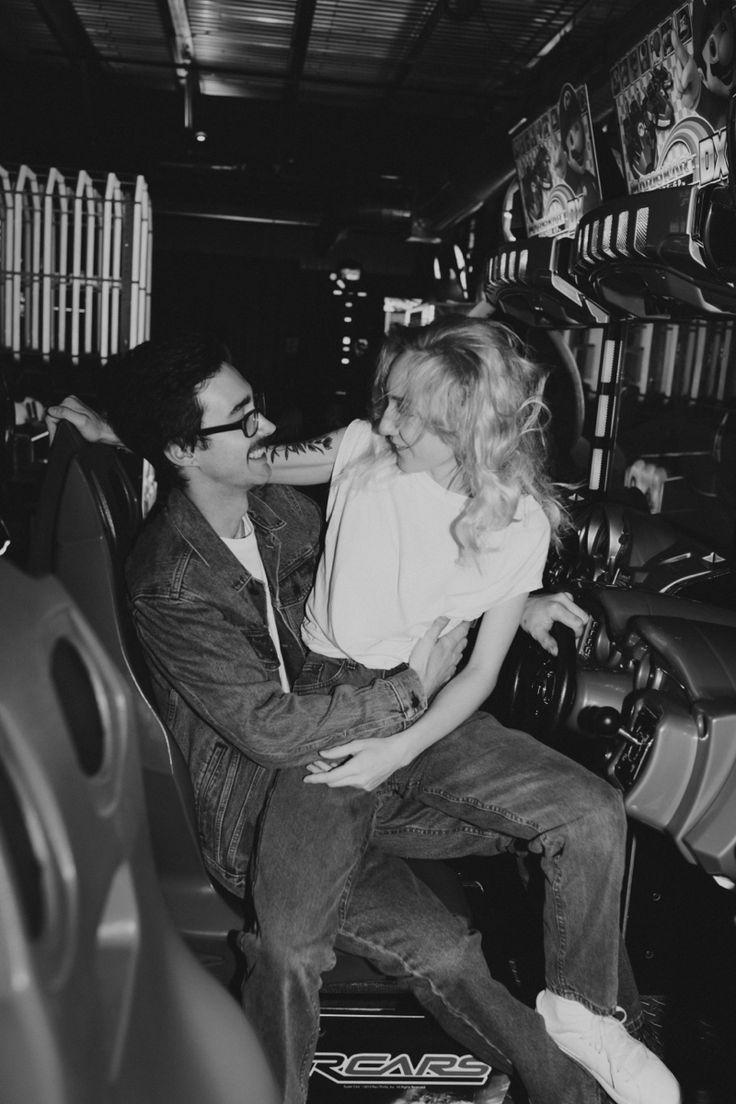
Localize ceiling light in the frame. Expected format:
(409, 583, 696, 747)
(526, 17, 575, 68)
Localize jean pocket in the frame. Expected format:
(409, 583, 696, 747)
(294, 654, 348, 693)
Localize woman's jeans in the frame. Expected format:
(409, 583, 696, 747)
(241, 654, 636, 1104)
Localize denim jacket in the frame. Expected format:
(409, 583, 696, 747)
(126, 484, 425, 895)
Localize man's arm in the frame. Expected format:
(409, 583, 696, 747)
(131, 590, 466, 770)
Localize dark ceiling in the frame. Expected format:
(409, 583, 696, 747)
(2, 0, 678, 271)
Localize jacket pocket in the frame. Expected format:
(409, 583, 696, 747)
(195, 741, 272, 883)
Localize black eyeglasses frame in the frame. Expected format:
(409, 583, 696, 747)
(199, 408, 260, 440)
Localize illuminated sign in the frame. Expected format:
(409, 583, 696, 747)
(611, 2, 736, 193)
(512, 83, 602, 238)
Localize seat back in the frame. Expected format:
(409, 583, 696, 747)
(0, 560, 279, 1104)
(28, 421, 243, 978)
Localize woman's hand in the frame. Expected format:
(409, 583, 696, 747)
(520, 592, 589, 656)
(409, 616, 470, 700)
(304, 735, 408, 791)
(45, 396, 121, 446)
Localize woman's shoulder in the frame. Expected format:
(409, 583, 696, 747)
(334, 419, 386, 476)
(516, 493, 550, 530)
(341, 418, 373, 450)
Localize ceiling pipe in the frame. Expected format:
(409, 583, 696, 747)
(414, 167, 516, 236)
(159, 0, 194, 79)
(315, 204, 414, 254)
(31, 0, 105, 69)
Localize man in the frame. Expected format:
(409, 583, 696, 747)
(48, 333, 677, 1104)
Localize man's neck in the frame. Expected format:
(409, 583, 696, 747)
(184, 482, 252, 540)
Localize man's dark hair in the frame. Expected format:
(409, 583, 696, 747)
(105, 332, 230, 492)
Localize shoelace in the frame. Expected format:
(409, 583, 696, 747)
(587, 1010, 649, 1080)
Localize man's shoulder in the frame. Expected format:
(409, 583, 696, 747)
(126, 483, 322, 598)
(251, 482, 323, 534)
(125, 496, 192, 596)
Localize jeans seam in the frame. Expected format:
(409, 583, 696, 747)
(544, 842, 617, 1016)
(410, 786, 544, 833)
(298, 796, 379, 1098)
(335, 929, 513, 1071)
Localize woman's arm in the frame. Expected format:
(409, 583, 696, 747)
(46, 396, 346, 486)
(266, 426, 346, 485)
(46, 397, 123, 446)
(305, 592, 528, 790)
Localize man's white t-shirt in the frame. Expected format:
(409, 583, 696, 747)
(223, 523, 291, 692)
(301, 419, 551, 669)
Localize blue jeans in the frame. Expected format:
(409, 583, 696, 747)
(242, 654, 637, 1104)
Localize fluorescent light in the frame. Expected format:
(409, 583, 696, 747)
(526, 18, 575, 68)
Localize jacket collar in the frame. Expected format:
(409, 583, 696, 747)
(164, 485, 286, 572)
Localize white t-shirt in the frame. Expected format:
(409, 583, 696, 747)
(223, 522, 291, 692)
(301, 419, 551, 668)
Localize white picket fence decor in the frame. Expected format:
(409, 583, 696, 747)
(0, 166, 152, 363)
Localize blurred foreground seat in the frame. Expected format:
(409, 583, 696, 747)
(0, 559, 279, 1104)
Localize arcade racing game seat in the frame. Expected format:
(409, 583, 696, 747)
(0, 559, 279, 1104)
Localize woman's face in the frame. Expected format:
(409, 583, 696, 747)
(377, 365, 459, 488)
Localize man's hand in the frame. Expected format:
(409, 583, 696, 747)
(409, 616, 470, 700)
(520, 592, 589, 656)
(45, 396, 121, 446)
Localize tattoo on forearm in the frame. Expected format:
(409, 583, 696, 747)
(269, 435, 334, 462)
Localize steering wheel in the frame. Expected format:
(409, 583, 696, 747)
(491, 622, 577, 743)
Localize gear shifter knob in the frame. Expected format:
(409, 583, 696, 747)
(577, 705, 621, 737)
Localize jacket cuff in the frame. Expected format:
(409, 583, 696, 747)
(386, 664, 426, 724)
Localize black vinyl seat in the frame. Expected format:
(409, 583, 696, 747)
(0, 559, 279, 1104)
(28, 420, 244, 981)
(27, 420, 474, 994)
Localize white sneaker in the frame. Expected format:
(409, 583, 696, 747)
(536, 990, 681, 1104)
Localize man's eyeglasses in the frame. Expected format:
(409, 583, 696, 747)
(200, 408, 260, 439)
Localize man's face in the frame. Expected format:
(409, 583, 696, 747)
(700, 11, 735, 96)
(193, 362, 275, 491)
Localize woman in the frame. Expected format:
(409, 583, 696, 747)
(269, 315, 559, 789)
(253, 315, 678, 1104)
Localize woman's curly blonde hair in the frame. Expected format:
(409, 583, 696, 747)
(369, 314, 566, 556)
